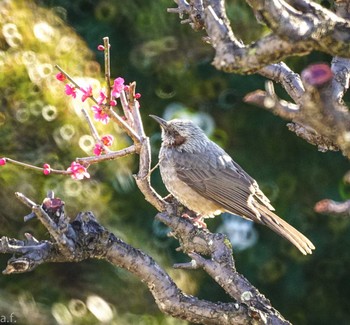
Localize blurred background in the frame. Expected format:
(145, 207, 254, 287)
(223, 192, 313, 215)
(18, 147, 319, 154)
(0, 0, 349, 324)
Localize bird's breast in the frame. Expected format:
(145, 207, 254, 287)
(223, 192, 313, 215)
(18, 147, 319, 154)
(159, 148, 223, 217)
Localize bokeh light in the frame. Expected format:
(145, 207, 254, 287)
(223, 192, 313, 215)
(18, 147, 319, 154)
(217, 214, 258, 251)
(86, 295, 114, 323)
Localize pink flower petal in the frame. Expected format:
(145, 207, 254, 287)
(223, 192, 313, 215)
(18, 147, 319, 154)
(101, 135, 114, 146)
(56, 72, 66, 82)
(67, 162, 90, 180)
(93, 144, 103, 156)
(112, 77, 125, 98)
(65, 84, 77, 98)
(81, 85, 93, 102)
(98, 91, 107, 105)
(92, 105, 110, 124)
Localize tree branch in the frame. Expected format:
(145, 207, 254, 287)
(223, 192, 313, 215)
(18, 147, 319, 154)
(247, 0, 350, 55)
(314, 199, 350, 217)
(168, 1, 350, 158)
(259, 63, 305, 104)
(1, 193, 289, 325)
(245, 63, 350, 157)
(8, 1, 346, 319)
(169, 0, 350, 74)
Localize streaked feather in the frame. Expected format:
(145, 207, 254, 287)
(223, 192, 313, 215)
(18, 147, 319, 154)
(171, 141, 315, 255)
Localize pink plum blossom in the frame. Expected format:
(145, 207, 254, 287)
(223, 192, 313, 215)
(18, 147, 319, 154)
(93, 144, 103, 156)
(43, 163, 51, 175)
(65, 84, 77, 98)
(67, 162, 90, 180)
(112, 77, 125, 98)
(97, 91, 107, 105)
(81, 85, 93, 102)
(101, 135, 114, 147)
(56, 72, 66, 82)
(92, 105, 110, 124)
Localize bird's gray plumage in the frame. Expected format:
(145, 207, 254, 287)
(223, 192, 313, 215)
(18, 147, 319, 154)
(150, 115, 315, 255)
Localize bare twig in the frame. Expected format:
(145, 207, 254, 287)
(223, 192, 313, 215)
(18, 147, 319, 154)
(14, 192, 37, 209)
(314, 199, 350, 217)
(128, 82, 145, 138)
(81, 107, 107, 148)
(103, 36, 112, 103)
(244, 81, 300, 120)
(107, 109, 141, 143)
(119, 90, 134, 125)
(76, 145, 136, 165)
(55, 64, 91, 96)
(259, 62, 305, 104)
(1, 157, 70, 175)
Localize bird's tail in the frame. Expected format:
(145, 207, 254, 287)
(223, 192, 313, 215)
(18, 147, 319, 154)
(255, 203, 315, 255)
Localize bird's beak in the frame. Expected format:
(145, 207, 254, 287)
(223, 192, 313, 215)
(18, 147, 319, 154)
(149, 115, 168, 129)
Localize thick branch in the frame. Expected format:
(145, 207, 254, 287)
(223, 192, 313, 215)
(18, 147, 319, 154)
(169, 0, 350, 74)
(286, 123, 339, 152)
(168, 1, 350, 159)
(157, 212, 290, 324)
(105, 235, 253, 325)
(247, 0, 350, 55)
(330, 56, 350, 105)
(245, 64, 350, 157)
(204, 6, 312, 74)
(0, 193, 290, 325)
(259, 62, 305, 104)
(299, 65, 350, 157)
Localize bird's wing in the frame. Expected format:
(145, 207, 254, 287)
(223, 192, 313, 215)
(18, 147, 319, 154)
(172, 142, 315, 255)
(172, 142, 270, 223)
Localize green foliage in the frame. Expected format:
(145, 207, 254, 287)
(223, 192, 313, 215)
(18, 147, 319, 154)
(0, 0, 349, 324)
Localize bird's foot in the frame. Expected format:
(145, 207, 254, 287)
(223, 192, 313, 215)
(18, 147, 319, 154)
(181, 213, 207, 229)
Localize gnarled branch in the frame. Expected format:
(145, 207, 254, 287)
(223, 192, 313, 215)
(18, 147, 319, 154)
(1, 193, 290, 325)
(169, 1, 350, 159)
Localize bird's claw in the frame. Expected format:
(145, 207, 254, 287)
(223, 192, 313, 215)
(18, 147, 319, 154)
(181, 213, 207, 229)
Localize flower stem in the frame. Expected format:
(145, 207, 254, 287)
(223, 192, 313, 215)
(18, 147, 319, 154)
(3, 157, 70, 175)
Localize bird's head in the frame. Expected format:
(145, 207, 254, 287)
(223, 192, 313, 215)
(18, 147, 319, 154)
(150, 115, 207, 152)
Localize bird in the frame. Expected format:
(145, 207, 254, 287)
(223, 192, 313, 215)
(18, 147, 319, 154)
(150, 115, 315, 255)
